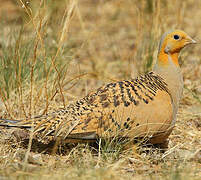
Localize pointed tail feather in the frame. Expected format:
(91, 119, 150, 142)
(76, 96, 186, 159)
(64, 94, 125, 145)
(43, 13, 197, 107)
(0, 118, 32, 129)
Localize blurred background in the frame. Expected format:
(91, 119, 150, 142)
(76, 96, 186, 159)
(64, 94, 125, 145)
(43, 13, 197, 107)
(0, 1, 200, 179)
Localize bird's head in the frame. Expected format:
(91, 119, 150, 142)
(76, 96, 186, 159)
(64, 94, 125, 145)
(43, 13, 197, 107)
(158, 30, 196, 66)
(159, 30, 196, 54)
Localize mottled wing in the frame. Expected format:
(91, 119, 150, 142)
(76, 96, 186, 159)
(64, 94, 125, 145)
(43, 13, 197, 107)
(62, 72, 174, 142)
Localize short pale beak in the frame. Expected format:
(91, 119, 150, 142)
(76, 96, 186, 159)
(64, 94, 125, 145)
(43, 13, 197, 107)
(186, 35, 196, 44)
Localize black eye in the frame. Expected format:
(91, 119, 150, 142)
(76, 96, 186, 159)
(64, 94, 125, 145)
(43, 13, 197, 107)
(173, 34, 180, 40)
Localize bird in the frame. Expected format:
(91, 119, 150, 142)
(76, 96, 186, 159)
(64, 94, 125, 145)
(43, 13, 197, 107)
(0, 30, 196, 148)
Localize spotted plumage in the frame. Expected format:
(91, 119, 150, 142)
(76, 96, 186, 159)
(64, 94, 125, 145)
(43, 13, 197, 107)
(0, 30, 196, 147)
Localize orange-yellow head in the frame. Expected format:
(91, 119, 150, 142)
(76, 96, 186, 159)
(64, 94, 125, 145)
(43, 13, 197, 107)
(158, 30, 196, 66)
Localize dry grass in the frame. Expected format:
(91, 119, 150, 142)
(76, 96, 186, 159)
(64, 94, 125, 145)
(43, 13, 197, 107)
(0, 0, 200, 179)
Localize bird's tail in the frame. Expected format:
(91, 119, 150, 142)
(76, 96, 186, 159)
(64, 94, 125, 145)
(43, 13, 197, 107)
(0, 118, 32, 129)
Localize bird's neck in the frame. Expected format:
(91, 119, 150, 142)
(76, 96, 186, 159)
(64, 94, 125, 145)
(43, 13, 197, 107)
(158, 50, 179, 67)
(153, 50, 184, 124)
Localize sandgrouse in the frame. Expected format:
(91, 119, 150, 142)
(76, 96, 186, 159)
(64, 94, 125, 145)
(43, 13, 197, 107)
(0, 30, 196, 147)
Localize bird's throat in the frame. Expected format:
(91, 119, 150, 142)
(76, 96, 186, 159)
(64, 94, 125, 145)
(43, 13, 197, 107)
(158, 51, 179, 67)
